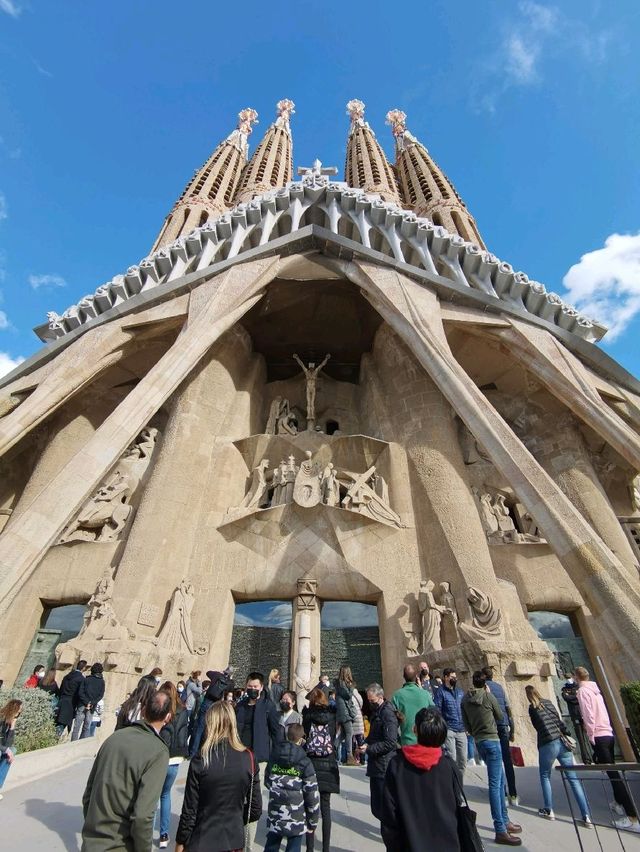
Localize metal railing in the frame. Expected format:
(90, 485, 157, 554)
(556, 763, 640, 850)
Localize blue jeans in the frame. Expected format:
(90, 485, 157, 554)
(538, 739, 590, 818)
(158, 763, 180, 835)
(0, 753, 12, 789)
(264, 832, 303, 852)
(477, 739, 509, 834)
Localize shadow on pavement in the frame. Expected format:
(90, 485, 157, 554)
(23, 798, 84, 852)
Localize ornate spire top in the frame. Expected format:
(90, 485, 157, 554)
(275, 99, 296, 131)
(225, 108, 259, 156)
(385, 108, 406, 137)
(346, 99, 366, 132)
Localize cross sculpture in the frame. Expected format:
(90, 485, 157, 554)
(297, 159, 338, 187)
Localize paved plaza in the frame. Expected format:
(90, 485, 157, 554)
(3, 750, 640, 851)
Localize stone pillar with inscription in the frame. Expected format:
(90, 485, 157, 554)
(291, 579, 320, 710)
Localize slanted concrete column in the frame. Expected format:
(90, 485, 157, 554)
(291, 579, 320, 709)
(0, 256, 286, 616)
(344, 260, 640, 682)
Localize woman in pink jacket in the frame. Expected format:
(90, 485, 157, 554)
(575, 667, 638, 831)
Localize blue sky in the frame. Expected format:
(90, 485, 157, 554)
(0, 0, 639, 378)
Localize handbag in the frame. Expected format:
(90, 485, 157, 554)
(244, 749, 255, 852)
(453, 767, 485, 851)
(560, 733, 577, 751)
(509, 745, 525, 767)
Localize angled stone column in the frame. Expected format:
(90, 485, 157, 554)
(0, 298, 187, 459)
(491, 319, 640, 471)
(291, 579, 320, 709)
(0, 256, 287, 616)
(343, 260, 640, 681)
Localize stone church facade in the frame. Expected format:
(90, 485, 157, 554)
(1, 99, 639, 758)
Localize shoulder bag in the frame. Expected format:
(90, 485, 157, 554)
(453, 768, 485, 851)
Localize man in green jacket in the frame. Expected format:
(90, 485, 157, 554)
(82, 690, 172, 851)
(391, 663, 434, 745)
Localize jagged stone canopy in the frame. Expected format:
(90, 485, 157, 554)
(38, 169, 604, 347)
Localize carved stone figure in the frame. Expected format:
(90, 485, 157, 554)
(458, 586, 504, 641)
(60, 427, 159, 543)
(292, 353, 330, 429)
(233, 458, 270, 512)
(294, 578, 317, 708)
(418, 579, 446, 653)
(321, 463, 340, 507)
(513, 502, 546, 542)
(474, 488, 499, 537)
(491, 494, 519, 542)
(281, 455, 298, 504)
(437, 581, 460, 646)
(405, 630, 419, 656)
(266, 397, 299, 436)
(77, 572, 131, 643)
(293, 451, 322, 508)
(157, 579, 205, 655)
(631, 476, 640, 515)
(342, 466, 404, 528)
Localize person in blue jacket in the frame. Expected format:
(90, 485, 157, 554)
(434, 667, 467, 775)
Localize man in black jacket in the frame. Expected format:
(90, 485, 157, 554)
(73, 663, 106, 741)
(361, 683, 399, 821)
(56, 659, 87, 737)
(561, 674, 593, 764)
(235, 671, 282, 851)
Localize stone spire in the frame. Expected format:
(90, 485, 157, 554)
(234, 99, 295, 204)
(344, 99, 400, 203)
(386, 109, 485, 248)
(152, 108, 259, 252)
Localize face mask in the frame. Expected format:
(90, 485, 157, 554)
(449, 678, 457, 687)
(155, 677, 161, 686)
(280, 700, 292, 711)
(247, 688, 260, 700)
(37, 671, 45, 679)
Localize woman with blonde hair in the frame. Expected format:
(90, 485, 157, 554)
(267, 668, 284, 706)
(525, 685, 592, 826)
(0, 699, 22, 797)
(176, 701, 261, 852)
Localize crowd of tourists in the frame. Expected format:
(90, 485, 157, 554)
(1, 657, 637, 847)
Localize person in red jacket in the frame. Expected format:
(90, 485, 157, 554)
(23, 665, 45, 688)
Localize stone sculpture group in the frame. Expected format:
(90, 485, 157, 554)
(415, 579, 503, 655)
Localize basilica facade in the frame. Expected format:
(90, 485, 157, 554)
(1, 99, 639, 758)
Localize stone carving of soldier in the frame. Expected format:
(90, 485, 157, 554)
(293, 352, 330, 428)
(236, 459, 270, 511)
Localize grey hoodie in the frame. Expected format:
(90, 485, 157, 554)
(461, 687, 503, 742)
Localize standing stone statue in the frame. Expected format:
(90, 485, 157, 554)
(292, 353, 330, 430)
(437, 581, 460, 647)
(266, 397, 298, 436)
(418, 579, 446, 653)
(321, 463, 340, 507)
(491, 494, 519, 542)
(233, 459, 271, 512)
(473, 488, 499, 538)
(157, 579, 204, 655)
(458, 586, 504, 641)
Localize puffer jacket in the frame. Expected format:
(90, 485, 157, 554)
(334, 679, 355, 724)
(351, 689, 365, 736)
(528, 699, 569, 748)
(184, 679, 203, 713)
(365, 700, 399, 779)
(302, 704, 340, 794)
(160, 708, 190, 758)
(266, 740, 320, 837)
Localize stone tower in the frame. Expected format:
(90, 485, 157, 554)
(234, 99, 295, 204)
(1, 101, 639, 763)
(152, 108, 259, 251)
(387, 109, 485, 248)
(345, 99, 401, 203)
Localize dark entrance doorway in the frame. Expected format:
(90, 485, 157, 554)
(16, 604, 87, 686)
(320, 602, 381, 687)
(229, 600, 293, 686)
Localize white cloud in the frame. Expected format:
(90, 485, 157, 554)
(0, 0, 21, 17)
(0, 193, 7, 222)
(0, 351, 24, 377)
(505, 35, 538, 84)
(0, 311, 8, 330)
(520, 0, 558, 33)
(562, 232, 640, 340)
(28, 273, 67, 290)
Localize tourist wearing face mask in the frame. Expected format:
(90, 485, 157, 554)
(23, 665, 45, 688)
(235, 671, 283, 851)
(278, 690, 303, 734)
(434, 668, 467, 775)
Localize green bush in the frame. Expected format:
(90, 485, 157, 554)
(620, 681, 640, 757)
(0, 686, 58, 753)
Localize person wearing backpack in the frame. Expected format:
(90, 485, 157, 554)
(302, 687, 340, 852)
(157, 682, 190, 848)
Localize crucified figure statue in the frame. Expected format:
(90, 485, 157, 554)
(292, 353, 330, 429)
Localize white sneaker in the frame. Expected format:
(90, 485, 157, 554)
(468, 758, 476, 766)
(610, 801, 626, 817)
(613, 816, 633, 830)
(538, 808, 555, 820)
(581, 816, 593, 829)
(509, 795, 520, 806)
(479, 760, 486, 766)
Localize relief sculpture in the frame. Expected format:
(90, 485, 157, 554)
(59, 427, 159, 544)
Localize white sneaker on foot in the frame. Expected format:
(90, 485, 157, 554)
(581, 815, 593, 829)
(538, 808, 555, 820)
(468, 758, 476, 766)
(613, 816, 633, 830)
(509, 795, 520, 806)
(610, 801, 626, 817)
